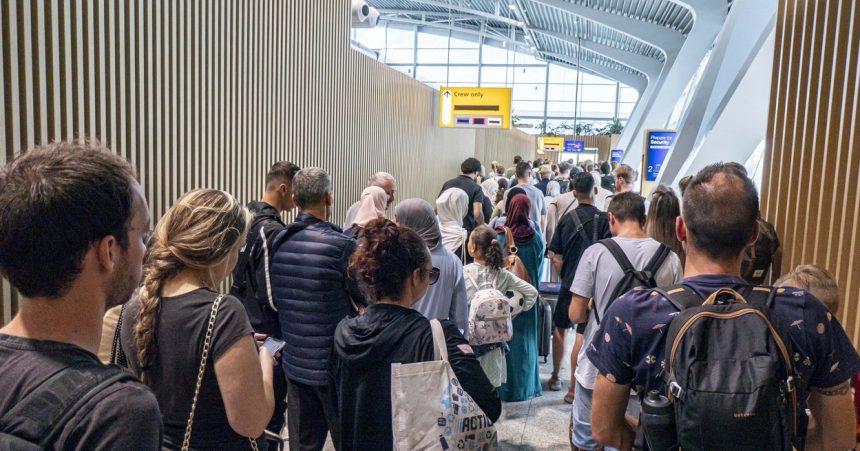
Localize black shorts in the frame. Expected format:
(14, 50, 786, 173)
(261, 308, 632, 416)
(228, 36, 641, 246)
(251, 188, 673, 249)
(553, 287, 587, 334)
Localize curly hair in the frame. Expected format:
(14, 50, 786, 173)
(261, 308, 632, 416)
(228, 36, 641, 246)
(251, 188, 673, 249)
(133, 189, 251, 385)
(469, 225, 504, 270)
(349, 218, 430, 302)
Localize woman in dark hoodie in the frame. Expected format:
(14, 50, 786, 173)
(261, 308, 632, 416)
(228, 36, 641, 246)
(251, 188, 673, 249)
(331, 218, 501, 451)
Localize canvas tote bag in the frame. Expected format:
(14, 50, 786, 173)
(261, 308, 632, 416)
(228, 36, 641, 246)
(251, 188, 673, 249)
(391, 319, 498, 450)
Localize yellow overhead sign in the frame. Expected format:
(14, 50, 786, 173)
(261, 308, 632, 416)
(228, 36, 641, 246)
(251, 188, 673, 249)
(439, 87, 512, 129)
(539, 136, 564, 151)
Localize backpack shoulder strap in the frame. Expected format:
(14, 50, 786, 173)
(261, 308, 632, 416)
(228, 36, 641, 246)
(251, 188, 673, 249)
(745, 286, 776, 309)
(641, 244, 671, 282)
(599, 239, 635, 274)
(652, 284, 704, 311)
(0, 364, 132, 447)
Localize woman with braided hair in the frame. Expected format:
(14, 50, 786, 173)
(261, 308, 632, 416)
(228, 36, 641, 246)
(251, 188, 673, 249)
(119, 189, 276, 450)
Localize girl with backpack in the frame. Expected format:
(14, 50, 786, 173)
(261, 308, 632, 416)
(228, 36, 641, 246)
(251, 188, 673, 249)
(464, 225, 538, 388)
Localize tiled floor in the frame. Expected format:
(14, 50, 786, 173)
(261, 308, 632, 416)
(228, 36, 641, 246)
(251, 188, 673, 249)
(494, 331, 575, 450)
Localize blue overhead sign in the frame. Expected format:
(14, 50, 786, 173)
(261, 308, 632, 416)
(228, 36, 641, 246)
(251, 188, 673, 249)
(610, 149, 624, 163)
(645, 130, 677, 181)
(564, 140, 585, 153)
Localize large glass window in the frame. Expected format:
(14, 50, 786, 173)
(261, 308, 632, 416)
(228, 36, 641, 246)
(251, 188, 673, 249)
(351, 23, 640, 134)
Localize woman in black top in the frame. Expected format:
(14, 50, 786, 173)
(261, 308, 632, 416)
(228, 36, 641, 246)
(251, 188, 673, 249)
(120, 189, 276, 450)
(331, 219, 501, 451)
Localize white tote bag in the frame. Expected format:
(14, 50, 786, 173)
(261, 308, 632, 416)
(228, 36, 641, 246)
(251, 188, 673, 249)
(391, 319, 499, 451)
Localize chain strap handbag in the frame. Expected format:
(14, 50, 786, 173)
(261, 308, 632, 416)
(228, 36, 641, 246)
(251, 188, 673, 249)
(181, 294, 260, 451)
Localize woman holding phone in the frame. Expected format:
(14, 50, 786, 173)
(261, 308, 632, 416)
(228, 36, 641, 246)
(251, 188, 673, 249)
(120, 189, 276, 450)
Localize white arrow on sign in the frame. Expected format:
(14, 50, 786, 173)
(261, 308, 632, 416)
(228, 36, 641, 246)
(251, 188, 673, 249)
(442, 90, 453, 126)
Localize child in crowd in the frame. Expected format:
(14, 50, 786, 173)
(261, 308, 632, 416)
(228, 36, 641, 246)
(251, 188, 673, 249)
(775, 264, 857, 449)
(463, 225, 538, 387)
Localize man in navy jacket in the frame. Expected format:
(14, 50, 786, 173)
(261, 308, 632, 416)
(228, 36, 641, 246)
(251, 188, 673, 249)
(270, 167, 364, 450)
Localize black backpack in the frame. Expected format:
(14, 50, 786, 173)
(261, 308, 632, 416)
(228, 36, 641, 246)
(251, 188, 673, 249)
(0, 362, 135, 449)
(593, 239, 671, 325)
(741, 218, 780, 285)
(654, 284, 803, 451)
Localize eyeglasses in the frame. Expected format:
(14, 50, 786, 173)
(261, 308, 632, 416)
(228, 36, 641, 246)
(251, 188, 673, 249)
(428, 267, 440, 285)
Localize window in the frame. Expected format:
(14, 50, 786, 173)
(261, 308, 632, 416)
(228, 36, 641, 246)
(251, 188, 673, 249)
(416, 49, 448, 64)
(350, 26, 640, 134)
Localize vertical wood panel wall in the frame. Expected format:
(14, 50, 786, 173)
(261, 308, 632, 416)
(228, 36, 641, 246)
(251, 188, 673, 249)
(0, 0, 535, 323)
(762, 0, 860, 344)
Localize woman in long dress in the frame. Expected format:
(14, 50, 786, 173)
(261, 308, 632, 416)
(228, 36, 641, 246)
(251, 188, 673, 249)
(495, 193, 544, 402)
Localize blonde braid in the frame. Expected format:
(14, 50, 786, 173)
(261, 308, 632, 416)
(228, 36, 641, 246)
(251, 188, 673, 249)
(133, 243, 183, 385)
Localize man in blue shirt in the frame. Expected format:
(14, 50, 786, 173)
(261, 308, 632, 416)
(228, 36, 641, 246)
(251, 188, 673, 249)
(588, 163, 860, 450)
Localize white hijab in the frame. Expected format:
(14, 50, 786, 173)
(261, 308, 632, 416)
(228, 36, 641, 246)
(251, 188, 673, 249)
(436, 187, 469, 253)
(352, 186, 388, 227)
(481, 179, 499, 201)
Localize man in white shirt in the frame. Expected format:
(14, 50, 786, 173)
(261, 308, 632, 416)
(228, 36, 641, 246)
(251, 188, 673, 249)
(567, 191, 683, 450)
(503, 161, 547, 232)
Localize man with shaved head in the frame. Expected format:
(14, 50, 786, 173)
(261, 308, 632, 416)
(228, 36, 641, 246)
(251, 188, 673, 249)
(587, 163, 859, 451)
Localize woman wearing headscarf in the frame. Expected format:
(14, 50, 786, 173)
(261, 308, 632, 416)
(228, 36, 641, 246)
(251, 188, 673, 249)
(495, 193, 544, 402)
(344, 186, 388, 238)
(480, 179, 499, 225)
(436, 187, 470, 263)
(395, 199, 469, 336)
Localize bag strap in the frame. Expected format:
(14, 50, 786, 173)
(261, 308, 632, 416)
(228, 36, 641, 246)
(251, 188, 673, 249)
(430, 319, 449, 362)
(183, 295, 231, 450)
(0, 363, 131, 447)
(599, 239, 635, 274)
(110, 303, 128, 367)
(652, 284, 704, 312)
(503, 227, 518, 255)
(746, 286, 777, 309)
(642, 244, 671, 283)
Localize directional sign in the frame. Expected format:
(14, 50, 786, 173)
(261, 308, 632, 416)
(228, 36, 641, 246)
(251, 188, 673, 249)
(644, 130, 677, 181)
(610, 149, 624, 163)
(539, 136, 565, 152)
(438, 87, 512, 129)
(564, 140, 585, 153)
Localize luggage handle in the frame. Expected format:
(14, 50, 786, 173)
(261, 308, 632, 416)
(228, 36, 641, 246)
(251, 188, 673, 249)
(703, 288, 746, 306)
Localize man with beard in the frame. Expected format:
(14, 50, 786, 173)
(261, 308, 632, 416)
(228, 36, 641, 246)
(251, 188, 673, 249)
(0, 140, 162, 449)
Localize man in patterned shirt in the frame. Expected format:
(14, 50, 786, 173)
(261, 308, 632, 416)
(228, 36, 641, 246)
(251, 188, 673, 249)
(588, 163, 860, 450)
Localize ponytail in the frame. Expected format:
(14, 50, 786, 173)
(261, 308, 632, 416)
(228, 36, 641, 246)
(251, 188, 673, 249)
(470, 225, 504, 271)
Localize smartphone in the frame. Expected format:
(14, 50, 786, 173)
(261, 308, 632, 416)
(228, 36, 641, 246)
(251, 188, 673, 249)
(261, 337, 286, 355)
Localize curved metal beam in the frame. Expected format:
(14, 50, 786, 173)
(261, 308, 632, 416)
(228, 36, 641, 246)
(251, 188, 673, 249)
(541, 51, 648, 92)
(405, 0, 520, 26)
(528, 0, 685, 57)
(378, 16, 533, 51)
(531, 28, 663, 80)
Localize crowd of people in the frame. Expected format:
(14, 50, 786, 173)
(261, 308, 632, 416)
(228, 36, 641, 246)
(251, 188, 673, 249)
(0, 140, 858, 451)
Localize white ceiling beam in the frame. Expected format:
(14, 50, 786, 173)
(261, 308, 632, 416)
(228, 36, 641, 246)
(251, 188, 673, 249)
(406, 0, 521, 26)
(531, 28, 663, 80)
(528, 0, 685, 56)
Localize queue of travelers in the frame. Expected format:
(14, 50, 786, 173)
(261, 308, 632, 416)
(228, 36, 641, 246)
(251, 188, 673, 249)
(0, 140, 858, 451)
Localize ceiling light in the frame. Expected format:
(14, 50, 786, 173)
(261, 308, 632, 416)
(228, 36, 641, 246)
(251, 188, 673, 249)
(516, 21, 524, 28)
(508, 3, 517, 10)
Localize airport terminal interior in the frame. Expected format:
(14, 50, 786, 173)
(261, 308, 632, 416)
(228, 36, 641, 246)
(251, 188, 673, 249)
(1, 0, 860, 450)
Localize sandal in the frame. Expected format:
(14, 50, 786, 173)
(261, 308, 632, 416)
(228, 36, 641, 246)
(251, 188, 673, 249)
(563, 389, 575, 404)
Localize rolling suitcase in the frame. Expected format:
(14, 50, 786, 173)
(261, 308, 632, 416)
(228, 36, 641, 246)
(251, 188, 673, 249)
(537, 282, 559, 362)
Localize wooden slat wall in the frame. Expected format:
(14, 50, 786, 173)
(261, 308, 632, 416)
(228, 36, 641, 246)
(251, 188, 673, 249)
(0, 0, 535, 323)
(762, 0, 860, 344)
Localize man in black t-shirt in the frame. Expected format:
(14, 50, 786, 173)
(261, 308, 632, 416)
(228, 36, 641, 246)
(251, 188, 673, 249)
(229, 160, 300, 451)
(439, 157, 485, 234)
(0, 141, 162, 449)
(546, 173, 611, 402)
